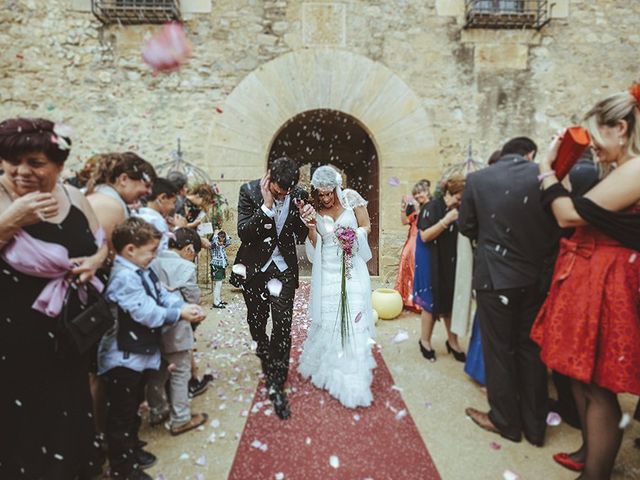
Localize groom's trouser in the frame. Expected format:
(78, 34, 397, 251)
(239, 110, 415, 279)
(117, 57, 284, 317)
(476, 285, 548, 443)
(242, 263, 296, 391)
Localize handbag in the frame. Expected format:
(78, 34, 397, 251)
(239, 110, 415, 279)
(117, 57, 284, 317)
(60, 281, 115, 354)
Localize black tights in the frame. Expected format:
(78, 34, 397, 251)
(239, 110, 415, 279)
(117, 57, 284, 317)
(570, 380, 622, 480)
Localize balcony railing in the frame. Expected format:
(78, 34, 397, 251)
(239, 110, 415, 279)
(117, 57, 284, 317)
(464, 0, 550, 30)
(92, 0, 181, 25)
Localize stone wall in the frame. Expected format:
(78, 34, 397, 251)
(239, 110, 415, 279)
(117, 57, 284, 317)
(1, 0, 637, 280)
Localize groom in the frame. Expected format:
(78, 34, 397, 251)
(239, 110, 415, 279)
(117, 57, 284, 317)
(230, 157, 314, 420)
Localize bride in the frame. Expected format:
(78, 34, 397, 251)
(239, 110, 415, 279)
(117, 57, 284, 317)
(298, 165, 376, 408)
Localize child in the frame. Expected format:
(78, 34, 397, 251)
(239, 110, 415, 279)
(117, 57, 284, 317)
(210, 230, 232, 309)
(98, 218, 205, 480)
(136, 177, 179, 252)
(146, 228, 209, 435)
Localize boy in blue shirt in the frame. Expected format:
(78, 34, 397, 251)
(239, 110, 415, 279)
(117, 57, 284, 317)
(98, 218, 205, 480)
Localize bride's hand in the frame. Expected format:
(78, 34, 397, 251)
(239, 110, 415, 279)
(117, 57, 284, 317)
(300, 203, 316, 226)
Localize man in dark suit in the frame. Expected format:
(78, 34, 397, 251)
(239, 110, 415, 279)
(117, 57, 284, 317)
(459, 137, 558, 445)
(230, 157, 315, 420)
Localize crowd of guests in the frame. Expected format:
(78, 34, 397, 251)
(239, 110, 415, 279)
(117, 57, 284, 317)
(0, 83, 639, 480)
(0, 118, 225, 479)
(393, 84, 640, 479)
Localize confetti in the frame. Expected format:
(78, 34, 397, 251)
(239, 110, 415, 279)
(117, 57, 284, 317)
(275, 473, 285, 480)
(490, 441, 502, 450)
(232, 264, 247, 278)
(179, 453, 190, 460)
(395, 409, 407, 420)
(388, 176, 401, 187)
(546, 411, 562, 426)
(267, 278, 283, 297)
(629, 253, 637, 263)
(141, 22, 192, 74)
(215, 106, 224, 113)
(354, 312, 362, 323)
(329, 455, 340, 469)
(503, 470, 521, 480)
(250, 439, 264, 449)
(195, 455, 207, 466)
(391, 329, 409, 344)
(498, 295, 509, 305)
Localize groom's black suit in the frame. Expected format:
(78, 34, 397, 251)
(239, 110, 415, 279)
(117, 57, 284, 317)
(230, 179, 309, 391)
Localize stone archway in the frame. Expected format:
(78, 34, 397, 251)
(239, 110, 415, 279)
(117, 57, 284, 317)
(267, 109, 379, 275)
(207, 49, 436, 279)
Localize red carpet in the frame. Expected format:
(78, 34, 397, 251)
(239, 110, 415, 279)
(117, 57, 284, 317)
(228, 283, 441, 479)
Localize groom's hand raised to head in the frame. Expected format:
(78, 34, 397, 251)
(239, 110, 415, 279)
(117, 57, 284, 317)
(260, 172, 274, 210)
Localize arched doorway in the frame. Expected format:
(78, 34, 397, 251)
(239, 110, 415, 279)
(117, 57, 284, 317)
(267, 109, 379, 276)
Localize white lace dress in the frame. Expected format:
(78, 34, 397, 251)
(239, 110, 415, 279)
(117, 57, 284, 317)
(298, 197, 376, 408)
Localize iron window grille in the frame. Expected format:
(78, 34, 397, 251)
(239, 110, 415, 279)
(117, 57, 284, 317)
(91, 0, 182, 25)
(464, 0, 550, 30)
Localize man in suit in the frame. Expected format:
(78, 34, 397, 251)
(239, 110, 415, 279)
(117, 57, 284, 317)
(459, 137, 558, 445)
(230, 157, 315, 420)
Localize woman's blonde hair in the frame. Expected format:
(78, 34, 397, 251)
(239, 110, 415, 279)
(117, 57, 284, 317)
(444, 173, 466, 196)
(584, 87, 640, 159)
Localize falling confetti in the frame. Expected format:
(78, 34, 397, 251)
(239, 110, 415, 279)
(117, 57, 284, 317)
(354, 312, 363, 323)
(546, 412, 562, 426)
(329, 455, 340, 469)
(267, 278, 283, 297)
(395, 409, 408, 420)
(179, 453, 190, 460)
(629, 253, 637, 263)
(275, 473, 285, 480)
(498, 295, 509, 306)
(490, 441, 502, 450)
(232, 264, 247, 278)
(141, 22, 192, 74)
(388, 177, 401, 187)
(195, 455, 207, 467)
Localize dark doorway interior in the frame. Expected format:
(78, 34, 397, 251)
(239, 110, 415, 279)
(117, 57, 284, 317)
(267, 109, 379, 276)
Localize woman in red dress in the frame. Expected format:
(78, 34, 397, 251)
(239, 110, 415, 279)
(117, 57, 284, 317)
(395, 180, 430, 312)
(531, 84, 640, 480)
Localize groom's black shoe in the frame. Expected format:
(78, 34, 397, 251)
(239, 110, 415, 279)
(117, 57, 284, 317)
(269, 390, 290, 420)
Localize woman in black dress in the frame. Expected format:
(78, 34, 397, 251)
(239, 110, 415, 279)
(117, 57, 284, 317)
(417, 174, 466, 362)
(0, 118, 107, 479)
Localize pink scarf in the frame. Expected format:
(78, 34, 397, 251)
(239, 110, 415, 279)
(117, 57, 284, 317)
(1, 228, 105, 317)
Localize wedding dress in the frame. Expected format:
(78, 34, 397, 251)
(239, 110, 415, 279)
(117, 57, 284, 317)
(298, 190, 376, 408)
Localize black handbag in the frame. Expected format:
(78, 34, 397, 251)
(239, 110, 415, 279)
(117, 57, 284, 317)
(60, 281, 115, 354)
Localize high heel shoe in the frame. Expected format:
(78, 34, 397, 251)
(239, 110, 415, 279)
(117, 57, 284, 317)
(552, 452, 585, 472)
(446, 341, 467, 362)
(418, 340, 436, 362)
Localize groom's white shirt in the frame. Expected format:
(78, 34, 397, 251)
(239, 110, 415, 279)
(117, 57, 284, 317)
(260, 195, 290, 272)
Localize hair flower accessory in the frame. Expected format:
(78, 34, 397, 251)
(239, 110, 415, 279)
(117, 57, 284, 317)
(50, 134, 70, 151)
(51, 123, 72, 151)
(630, 83, 640, 105)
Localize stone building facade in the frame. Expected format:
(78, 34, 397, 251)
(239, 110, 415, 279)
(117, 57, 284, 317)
(1, 0, 637, 279)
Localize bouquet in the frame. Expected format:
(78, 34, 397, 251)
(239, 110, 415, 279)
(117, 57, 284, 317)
(334, 226, 358, 349)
